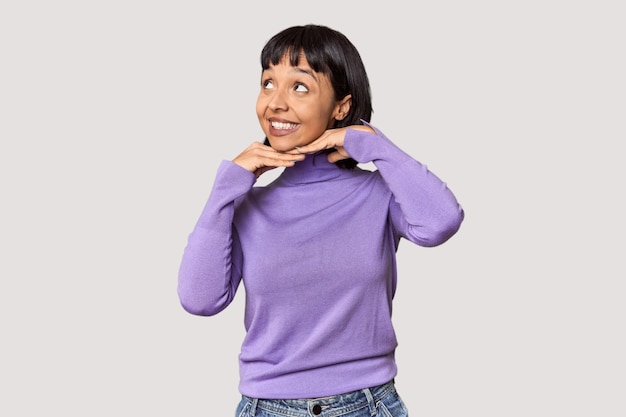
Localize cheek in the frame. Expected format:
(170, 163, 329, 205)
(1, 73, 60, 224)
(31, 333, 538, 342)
(255, 97, 265, 118)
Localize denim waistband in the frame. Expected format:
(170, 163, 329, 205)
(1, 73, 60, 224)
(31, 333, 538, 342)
(242, 380, 396, 417)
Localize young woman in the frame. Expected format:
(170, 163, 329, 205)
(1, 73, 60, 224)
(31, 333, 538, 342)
(178, 24, 464, 417)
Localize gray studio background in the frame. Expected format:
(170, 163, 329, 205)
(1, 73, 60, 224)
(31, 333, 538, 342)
(1, 1, 624, 416)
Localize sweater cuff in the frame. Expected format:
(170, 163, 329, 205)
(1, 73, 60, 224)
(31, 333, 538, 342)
(343, 122, 412, 166)
(213, 160, 256, 198)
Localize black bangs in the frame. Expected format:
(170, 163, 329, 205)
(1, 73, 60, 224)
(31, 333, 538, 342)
(260, 25, 335, 75)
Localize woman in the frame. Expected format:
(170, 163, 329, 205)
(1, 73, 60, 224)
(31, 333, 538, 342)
(178, 24, 464, 417)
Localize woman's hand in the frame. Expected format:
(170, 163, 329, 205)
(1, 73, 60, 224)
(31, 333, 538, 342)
(287, 125, 375, 163)
(233, 141, 305, 178)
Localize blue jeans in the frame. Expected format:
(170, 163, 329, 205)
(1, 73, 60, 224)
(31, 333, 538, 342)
(235, 380, 408, 417)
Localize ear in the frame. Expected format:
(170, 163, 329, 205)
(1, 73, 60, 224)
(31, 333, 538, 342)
(334, 94, 352, 121)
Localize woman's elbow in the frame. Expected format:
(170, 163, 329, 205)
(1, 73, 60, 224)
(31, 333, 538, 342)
(177, 290, 231, 317)
(412, 209, 464, 247)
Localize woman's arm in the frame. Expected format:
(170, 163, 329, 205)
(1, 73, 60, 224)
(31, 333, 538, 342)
(344, 124, 464, 247)
(177, 161, 255, 316)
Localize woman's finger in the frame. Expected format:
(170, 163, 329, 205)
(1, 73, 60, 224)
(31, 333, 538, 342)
(288, 130, 344, 155)
(326, 147, 351, 163)
(233, 142, 305, 172)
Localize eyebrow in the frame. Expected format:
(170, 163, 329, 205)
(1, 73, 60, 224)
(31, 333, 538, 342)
(291, 67, 318, 82)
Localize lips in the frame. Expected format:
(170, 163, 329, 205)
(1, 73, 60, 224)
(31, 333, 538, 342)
(268, 119, 299, 137)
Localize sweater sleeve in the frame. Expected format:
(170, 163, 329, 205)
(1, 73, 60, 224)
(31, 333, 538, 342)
(344, 123, 464, 247)
(177, 160, 256, 316)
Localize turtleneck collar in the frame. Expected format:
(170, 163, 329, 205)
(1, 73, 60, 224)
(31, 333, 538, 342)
(277, 151, 353, 185)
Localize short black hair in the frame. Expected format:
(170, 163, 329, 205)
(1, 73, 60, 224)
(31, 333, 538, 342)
(260, 24, 373, 169)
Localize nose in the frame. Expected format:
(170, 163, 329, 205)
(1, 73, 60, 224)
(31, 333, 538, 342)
(268, 89, 288, 112)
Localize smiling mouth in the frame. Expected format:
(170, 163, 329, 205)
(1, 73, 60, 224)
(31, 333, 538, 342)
(271, 121, 298, 130)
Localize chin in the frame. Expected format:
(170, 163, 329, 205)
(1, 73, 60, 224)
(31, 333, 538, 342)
(267, 139, 295, 152)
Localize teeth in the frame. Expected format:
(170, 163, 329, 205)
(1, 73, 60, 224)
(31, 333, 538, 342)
(271, 121, 297, 130)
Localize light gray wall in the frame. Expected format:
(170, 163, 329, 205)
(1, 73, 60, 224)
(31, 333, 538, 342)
(1, 1, 624, 416)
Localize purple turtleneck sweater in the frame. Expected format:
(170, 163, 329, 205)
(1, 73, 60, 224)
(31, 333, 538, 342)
(178, 125, 464, 399)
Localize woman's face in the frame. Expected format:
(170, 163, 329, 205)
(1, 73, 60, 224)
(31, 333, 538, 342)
(256, 53, 348, 152)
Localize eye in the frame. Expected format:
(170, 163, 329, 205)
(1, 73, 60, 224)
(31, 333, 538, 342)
(294, 83, 309, 93)
(262, 79, 274, 89)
